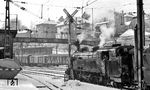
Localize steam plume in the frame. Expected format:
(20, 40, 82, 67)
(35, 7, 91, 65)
(98, 24, 115, 47)
(77, 30, 95, 43)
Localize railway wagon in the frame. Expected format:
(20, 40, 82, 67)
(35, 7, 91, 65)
(15, 54, 69, 66)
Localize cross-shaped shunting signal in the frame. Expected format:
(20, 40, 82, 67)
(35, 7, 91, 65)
(63, 8, 78, 25)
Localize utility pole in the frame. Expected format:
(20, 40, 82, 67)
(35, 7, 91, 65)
(92, 8, 94, 31)
(16, 14, 18, 30)
(136, 0, 144, 89)
(41, 4, 43, 19)
(4, 0, 12, 58)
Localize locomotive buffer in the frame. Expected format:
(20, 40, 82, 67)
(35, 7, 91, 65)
(63, 8, 78, 79)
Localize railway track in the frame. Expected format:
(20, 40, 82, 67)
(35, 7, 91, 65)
(21, 66, 66, 78)
(21, 73, 63, 90)
(21, 69, 64, 78)
(25, 67, 67, 71)
(25, 68, 65, 74)
(23, 66, 68, 71)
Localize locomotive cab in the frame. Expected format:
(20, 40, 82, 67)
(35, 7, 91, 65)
(114, 46, 134, 86)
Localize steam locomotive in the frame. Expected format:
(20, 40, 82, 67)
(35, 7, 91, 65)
(65, 42, 150, 89)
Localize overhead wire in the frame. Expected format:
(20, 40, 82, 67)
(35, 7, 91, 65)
(13, 0, 78, 8)
(10, 1, 43, 19)
(11, 0, 150, 23)
(11, 0, 150, 11)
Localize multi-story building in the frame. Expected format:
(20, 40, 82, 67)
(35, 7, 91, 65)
(36, 20, 57, 38)
(56, 17, 91, 40)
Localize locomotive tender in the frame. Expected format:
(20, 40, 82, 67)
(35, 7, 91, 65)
(65, 43, 150, 89)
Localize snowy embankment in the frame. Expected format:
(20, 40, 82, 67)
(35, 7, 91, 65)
(61, 80, 119, 90)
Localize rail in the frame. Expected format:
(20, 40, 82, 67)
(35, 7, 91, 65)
(21, 73, 54, 90)
(21, 70, 64, 78)
(21, 73, 63, 90)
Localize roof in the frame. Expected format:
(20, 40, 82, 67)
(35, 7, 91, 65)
(16, 30, 31, 37)
(120, 29, 150, 37)
(0, 29, 17, 38)
(17, 30, 27, 33)
(96, 21, 109, 26)
(36, 20, 57, 26)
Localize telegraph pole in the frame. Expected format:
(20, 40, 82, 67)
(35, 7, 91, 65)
(136, 0, 144, 89)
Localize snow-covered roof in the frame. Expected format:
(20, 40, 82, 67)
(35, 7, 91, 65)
(125, 21, 131, 25)
(17, 30, 28, 33)
(96, 21, 109, 26)
(120, 29, 150, 37)
(36, 20, 57, 26)
(120, 29, 134, 36)
(16, 30, 31, 37)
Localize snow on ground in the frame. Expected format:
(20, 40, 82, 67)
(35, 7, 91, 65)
(21, 66, 120, 90)
(61, 80, 119, 90)
(25, 73, 119, 90)
(0, 74, 38, 90)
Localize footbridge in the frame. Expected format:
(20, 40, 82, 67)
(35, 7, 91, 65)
(14, 37, 99, 46)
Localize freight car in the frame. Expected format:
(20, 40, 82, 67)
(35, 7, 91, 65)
(15, 54, 69, 67)
(65, 44, 150, 89)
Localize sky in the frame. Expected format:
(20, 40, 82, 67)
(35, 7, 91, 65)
(0, 0, 150, 28)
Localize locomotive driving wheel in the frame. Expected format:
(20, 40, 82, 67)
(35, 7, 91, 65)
(89, 75, 99, 84)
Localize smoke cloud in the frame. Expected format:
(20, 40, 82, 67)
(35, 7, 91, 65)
(77, 30, 95, 43)
(98, 24, 115, 47)
(76, 8, 116, 47)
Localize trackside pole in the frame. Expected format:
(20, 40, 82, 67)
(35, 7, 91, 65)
(136, 0, 144, 89)
(68, 20, 74, 80)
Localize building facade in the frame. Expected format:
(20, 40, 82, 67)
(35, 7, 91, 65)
(56, 17, 91, 40)
(36, 20, 57, 38)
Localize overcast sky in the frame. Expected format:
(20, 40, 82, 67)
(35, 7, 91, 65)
(0, 0, 150, 28)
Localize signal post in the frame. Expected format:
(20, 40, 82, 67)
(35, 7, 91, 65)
(63, 8, 78, 79)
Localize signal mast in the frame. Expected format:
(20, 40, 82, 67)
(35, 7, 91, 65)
(4, 0, 12, 58)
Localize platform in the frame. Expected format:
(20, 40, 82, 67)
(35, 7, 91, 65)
(0, 74, 38, 90)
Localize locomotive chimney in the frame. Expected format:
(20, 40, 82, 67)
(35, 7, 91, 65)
(74, 40, 80, 51)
